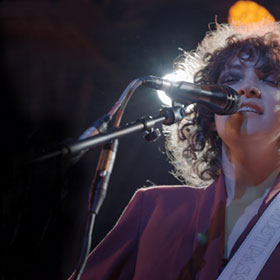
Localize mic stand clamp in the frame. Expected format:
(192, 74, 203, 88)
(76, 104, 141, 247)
(136, 116, 162, 142)
(139, 106, 185, 142)
(160, 106, 186, 125)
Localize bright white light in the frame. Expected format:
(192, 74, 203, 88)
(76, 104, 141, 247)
(157, 70, 187, 106)
(157, 89, 173, 107)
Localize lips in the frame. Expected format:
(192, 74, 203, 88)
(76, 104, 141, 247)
(238, 102, 264, 115)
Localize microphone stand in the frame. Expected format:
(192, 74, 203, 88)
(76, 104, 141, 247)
(29, 106, 185, 280)
(31, 107, 185, 163)
(70, 106, 185, 280)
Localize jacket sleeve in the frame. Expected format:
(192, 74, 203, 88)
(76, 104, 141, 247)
(70, 189, 144, 280)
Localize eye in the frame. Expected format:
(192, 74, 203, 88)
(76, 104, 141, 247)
(220, 75, 241, 84)
(261, 79, 280, 87)
(218, 70, 243, 84)
(260, 73, 280, 87)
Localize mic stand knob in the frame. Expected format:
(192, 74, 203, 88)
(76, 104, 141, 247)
(144, 128, 161, 142)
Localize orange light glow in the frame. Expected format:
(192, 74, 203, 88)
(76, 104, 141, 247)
(228, 1, 275, 26)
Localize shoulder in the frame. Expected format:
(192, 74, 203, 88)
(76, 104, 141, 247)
(137, 185, 204, 201)
(131, 175, 225, 211)
(123, 175, 226, 225)
(130, 184, 211, 213)
(136, 182, 215, 201)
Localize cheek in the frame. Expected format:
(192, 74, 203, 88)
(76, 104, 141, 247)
(272, 109, 280, 134)
(215, 113, 245, 140)
(263, 94, 280, 129)
(214, 115, 226, 137)
(275, 98, 280, 125)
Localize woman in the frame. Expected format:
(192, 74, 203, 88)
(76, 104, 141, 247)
(70, 21, 280, 279)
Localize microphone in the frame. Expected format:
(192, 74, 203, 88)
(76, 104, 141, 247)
(141, 76, 241, 115)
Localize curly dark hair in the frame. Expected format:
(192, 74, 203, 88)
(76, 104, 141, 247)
(165, 23, 280, 186)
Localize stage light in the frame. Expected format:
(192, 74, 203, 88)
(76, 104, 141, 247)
(228, 1, 275, 25)
(157, 70, 187, 107)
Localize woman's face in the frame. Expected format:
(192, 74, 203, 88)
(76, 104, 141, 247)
(215, 55, 280, 147)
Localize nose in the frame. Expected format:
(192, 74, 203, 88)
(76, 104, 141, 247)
(238, 86, 261, 98)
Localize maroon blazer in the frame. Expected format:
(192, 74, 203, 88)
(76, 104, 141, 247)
(71, 175, 280, 280)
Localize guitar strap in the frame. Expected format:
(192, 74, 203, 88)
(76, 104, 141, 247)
(217, 192, 280, 280)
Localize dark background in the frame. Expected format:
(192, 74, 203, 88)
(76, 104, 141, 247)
(2, 1, 279, 279)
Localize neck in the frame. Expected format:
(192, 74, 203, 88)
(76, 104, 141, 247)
(221, 141, 280, 201)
